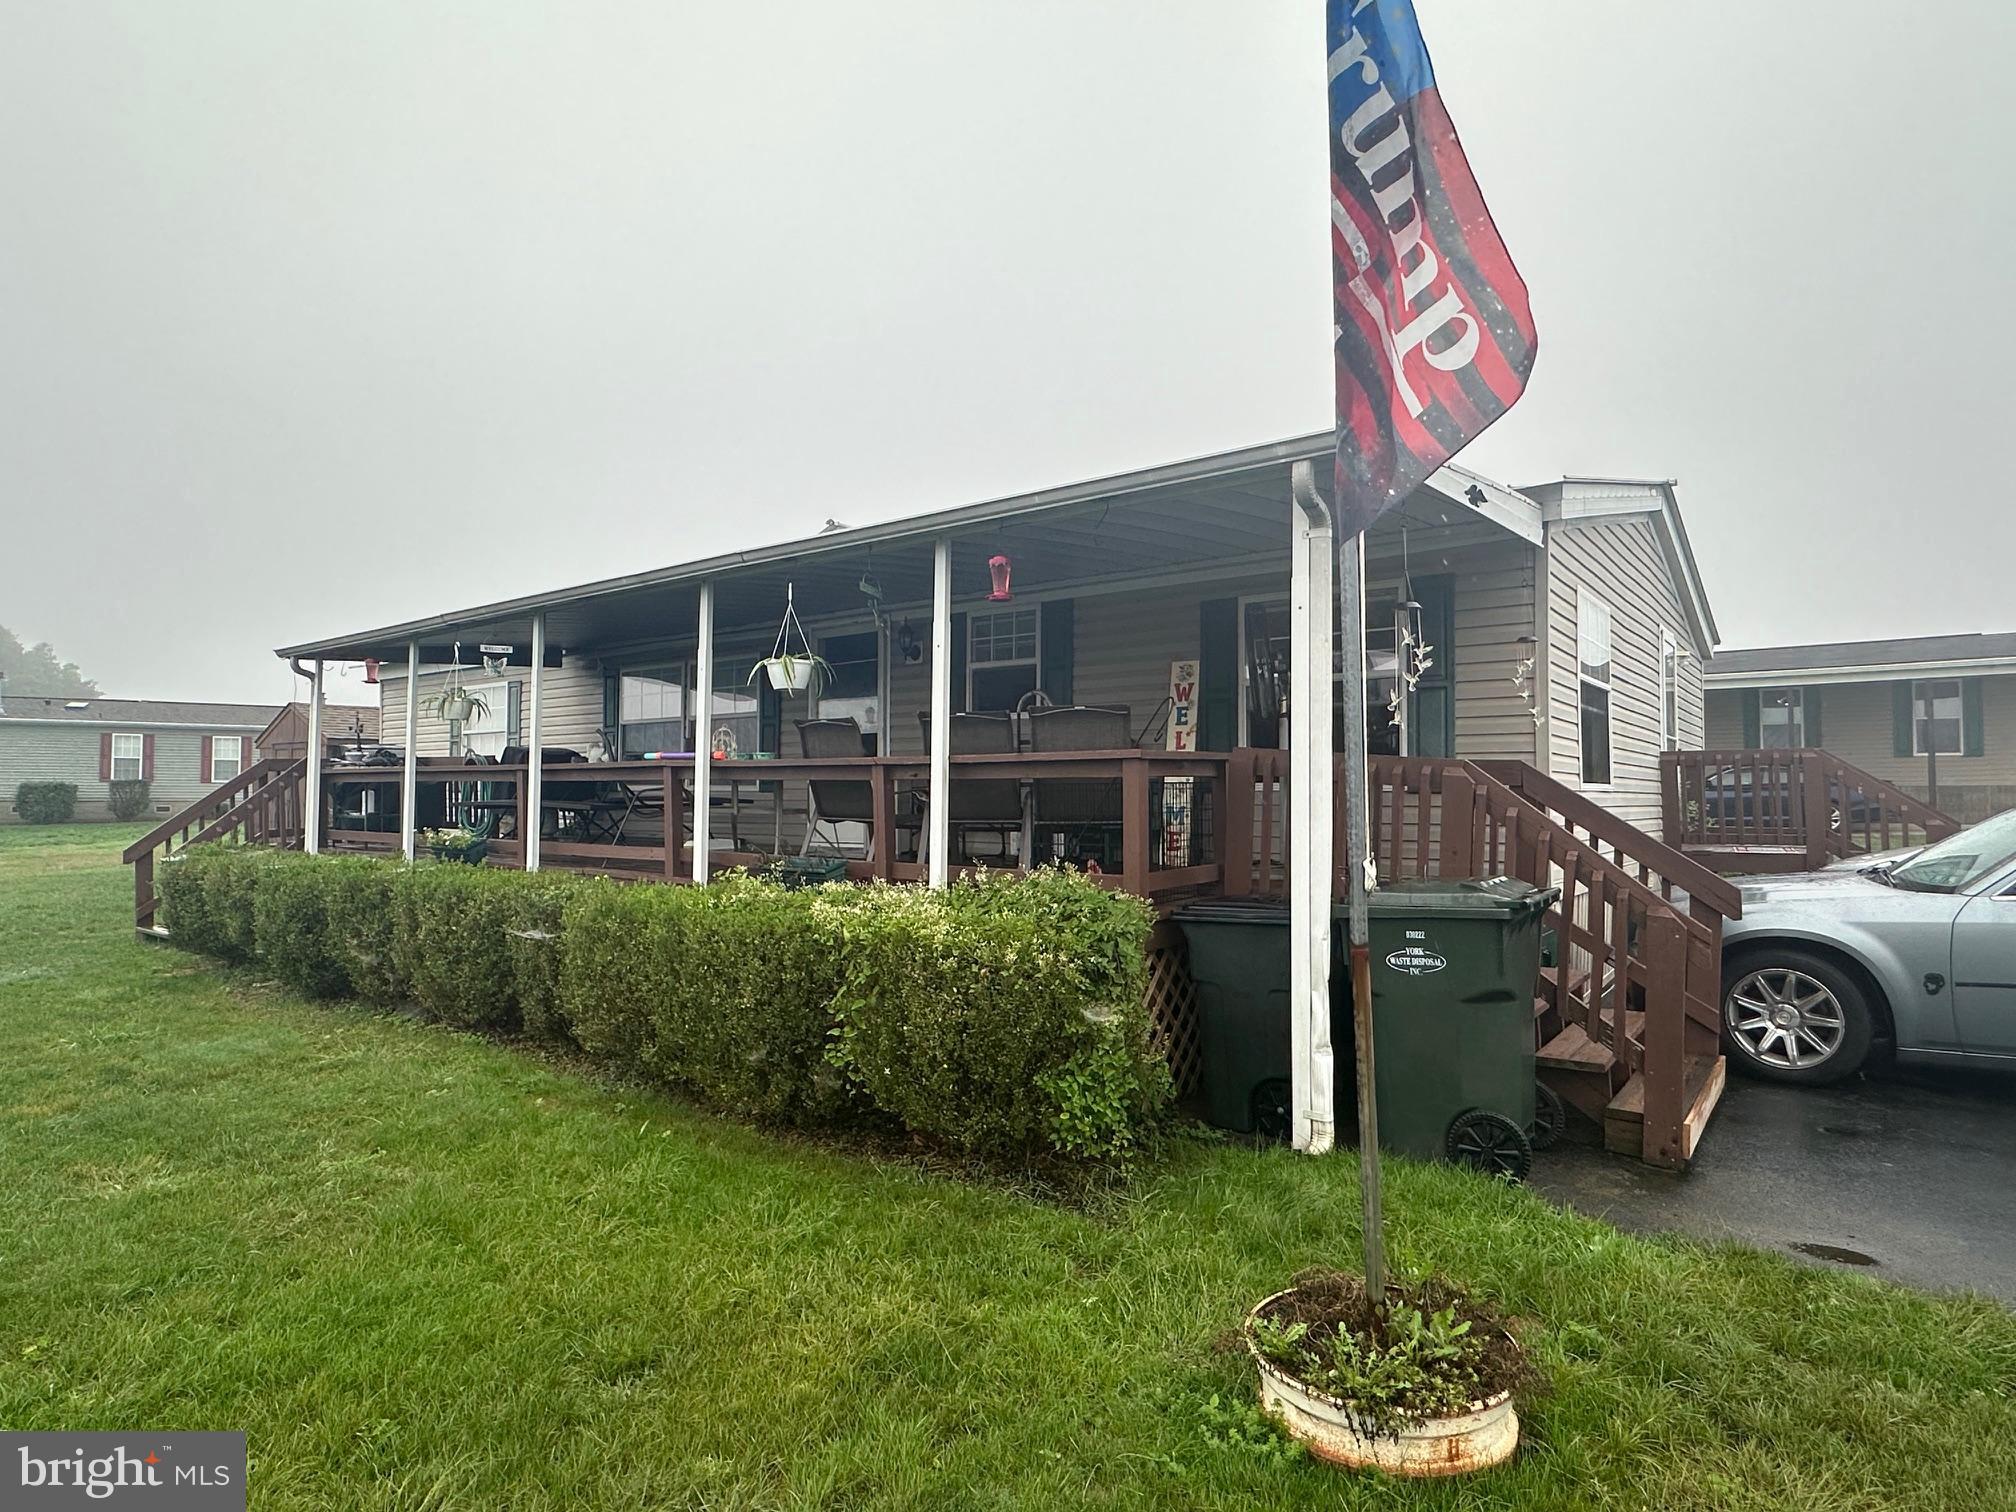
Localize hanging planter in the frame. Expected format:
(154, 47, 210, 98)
(1243, 1271, 1533, 1477)
(750, 583, 832, 696)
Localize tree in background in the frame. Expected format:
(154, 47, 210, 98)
(0, 626, 101, 697)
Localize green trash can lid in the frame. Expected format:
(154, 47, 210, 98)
(1173, 898, 1291, 926)
(1344, 876, 1559, 917)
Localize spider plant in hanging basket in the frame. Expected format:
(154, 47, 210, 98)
(750, 582, 830, 694)
(427, 684, 490, 725)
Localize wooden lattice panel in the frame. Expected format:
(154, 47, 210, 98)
(1144, 933, 1202, 1098)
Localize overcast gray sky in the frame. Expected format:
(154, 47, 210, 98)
(4, 1, 2012, 707)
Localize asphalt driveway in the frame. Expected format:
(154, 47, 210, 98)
(1533, 1062, 2016, 1303)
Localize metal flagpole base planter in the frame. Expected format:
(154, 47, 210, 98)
(1245, 1291, 1521, 1477)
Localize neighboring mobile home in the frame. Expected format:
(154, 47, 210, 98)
(1, 693, 281, 822)
(1705, 633, 2016, 824)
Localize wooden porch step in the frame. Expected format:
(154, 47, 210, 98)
(1537, 1023, 1614, 1073)
(1603, 1054, 1728, 1168)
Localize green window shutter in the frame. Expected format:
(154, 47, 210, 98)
(1197, 598, 1238, 751)
(602, 671, 621, 745)
(1893, 682, 1915, 757)
(1740, 689, 1761, 748)
(1407, 575, 1455, 757)
(1963, 677, 1986, 757)
(1039, 598, 1074, 705)
(950, 612, 969, 713)
(1803, 686, 1823, 750)
(758, 679, 782, 757)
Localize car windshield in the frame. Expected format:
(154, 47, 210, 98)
(1888, 809, 2016, 893)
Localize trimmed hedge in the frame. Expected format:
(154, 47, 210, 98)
(157, 847, 1167, 1166)
(13, 782, 77, 824)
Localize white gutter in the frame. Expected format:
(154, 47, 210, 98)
(1707, 659, 2016, 689)
(0, 718, 270, 731)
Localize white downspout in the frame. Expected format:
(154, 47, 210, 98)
(1288, 460, 1336, 1155)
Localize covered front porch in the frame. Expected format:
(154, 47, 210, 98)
(281, 432, 1547, 898)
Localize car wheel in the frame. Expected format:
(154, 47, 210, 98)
(1722, 949, 1875, 1085)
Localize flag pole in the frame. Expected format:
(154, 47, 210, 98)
(1336, 525, 1384, 1301)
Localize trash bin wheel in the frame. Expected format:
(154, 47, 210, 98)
(1251, 1079, 1292, 1143)
(1446, 1109, 1532, 1181)
(1528, 1082, 1566, 1151)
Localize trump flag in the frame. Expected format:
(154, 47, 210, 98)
(1328, 0, 1536, 537)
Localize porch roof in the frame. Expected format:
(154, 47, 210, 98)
(273, 432, 1541, 663)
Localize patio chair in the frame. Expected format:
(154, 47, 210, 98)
(1026, 705, 1132, 859)
(916, 711, 1025, 864)
(796, 717, 877, 858)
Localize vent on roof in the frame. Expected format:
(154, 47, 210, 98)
(65, 701, 90, 710)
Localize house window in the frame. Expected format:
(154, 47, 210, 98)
(1914, 679, 1963, 755)
(817, 631, 881, 739)
(967, 607, 1039, 712)
(111, 733, 144, 782)
(706, 659, 761, 757)
(1758, 687, 1805, 749)
(1577, 591, 1612, 785)
(619, 666, 687, 757)
(210, 735, 244, 783)
(1660, 631, 1681, 752)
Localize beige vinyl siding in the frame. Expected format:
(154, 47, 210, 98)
(1545, 516, 1706, 829)
(377, 660, 605, 756)
(1440, 543, 1541, 763)
(1703, 688, 1746, 748)
(0, 723, 266, 822)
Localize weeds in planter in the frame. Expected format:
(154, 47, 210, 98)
(1250, 1269, 1537, 1434)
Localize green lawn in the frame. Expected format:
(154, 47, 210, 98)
(2, 825, 2013, 1510)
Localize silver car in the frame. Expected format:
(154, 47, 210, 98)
(1721, 808, 2016, 1083)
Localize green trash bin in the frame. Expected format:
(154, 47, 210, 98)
(1354, 877, 1558, 1179)
(1175, 900, 1354, 1139)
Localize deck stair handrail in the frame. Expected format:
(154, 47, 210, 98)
(1662, 748, 1959, 870)
(1362, 756, 1722, 1168)
(121, 758, 307, 932)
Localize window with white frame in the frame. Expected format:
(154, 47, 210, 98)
(619, 665, 687, 757)
(1577, 592, 1612, 785)
(1758, 687, 1805, 749)
(967, 606, 1039, 712)
(111, 733, 143, 782)
(210, 735, 243, 783)
(1660, 631, 1681, 752)
(1914, 678, 1963, 755)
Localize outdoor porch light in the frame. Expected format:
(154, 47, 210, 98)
(987, 554, 1014, 601)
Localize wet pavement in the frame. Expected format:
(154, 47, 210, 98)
(1531, 1062, 2016, 1303)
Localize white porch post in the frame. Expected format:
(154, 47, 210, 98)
(1288, 461, 1336, 1155)
(524, 613, 546, 872)
(303, 661, 324, 856)
(692, 581, 714, 883)
(400, 640, 420, 862)
(927, 536, 952, 888)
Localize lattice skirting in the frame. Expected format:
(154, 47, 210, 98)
(1144, 924, 1202, 1098)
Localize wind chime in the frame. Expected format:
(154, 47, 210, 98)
(1386, 529, 1436, 741)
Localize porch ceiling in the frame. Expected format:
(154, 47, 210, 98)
(275, 433, 1538, 663)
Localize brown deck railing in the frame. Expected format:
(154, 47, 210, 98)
(1662, 749, 1960, 869)
(315, 750, 1229, 901)
(1365, 758, 1715, 1168)
(121, 758, 307, 930)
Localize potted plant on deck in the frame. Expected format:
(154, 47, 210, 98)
(421, 826, 488, 865)
(749, 583, 831, 695)
(1243, 1270, 1533, 1476)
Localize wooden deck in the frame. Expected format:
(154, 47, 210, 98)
(1662, 748, 1960, 873)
